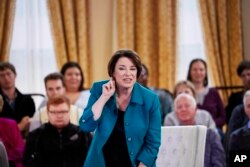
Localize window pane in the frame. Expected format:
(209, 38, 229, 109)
(176, 0, 207, 83)
(10, 0, 57, 94)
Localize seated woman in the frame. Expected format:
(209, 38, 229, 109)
(0, 95, 24, 167)
(164, 93, 226, 167)
(187, 59, 225, 136)
(60, 62, 90, 110)
(0, 118, 25, 167)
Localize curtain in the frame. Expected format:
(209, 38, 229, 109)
(47, 0, 91, 88)
(0, 0, 16, 61)
(199, 0, 243, 103)
(87, 0, 117, 83)
(117, 0, 177, 91)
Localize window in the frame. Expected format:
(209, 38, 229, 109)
(176, 0, 208, 83)
(10, 0, 57, 94)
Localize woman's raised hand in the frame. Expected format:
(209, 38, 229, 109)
(102, 77, 116, 100)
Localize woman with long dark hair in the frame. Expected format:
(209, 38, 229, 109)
(187, 58, 225, 138)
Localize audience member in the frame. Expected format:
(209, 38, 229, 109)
(29, 72, 83, 131)
(225, 60, 250, 124)
(229, 90, 250, 151)
(0, 141, 9, 167)
(164, 80, 217, 132)
(165, 93, 226, 167)
(225, 91, 250, 163)
(80, 49, 161, 167)
(187, 58, 225, 135)
(137, 64, 173, 124)
(24, 95, 92, 167)
(0, 118, 25, 167)
(227, 104, 248, 139)
(0, 96, 24, 167)
(224, 104, 248, 156)
(60, 62, 90, 109)
(0, 62, 35, 136)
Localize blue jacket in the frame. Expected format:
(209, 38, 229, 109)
(79, 81, 161, 167)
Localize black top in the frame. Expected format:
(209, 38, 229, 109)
(24, 123, 92, 167)
(227, 104, 249, 135)
(0, 88, 35, 123)
(225, 90, 244, 124)
(230, 125, 250, 151)
(103, 109, 132, 167)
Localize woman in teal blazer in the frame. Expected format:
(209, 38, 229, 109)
(79, 49, 161, 167)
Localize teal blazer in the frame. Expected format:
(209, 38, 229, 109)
(79, 80, 161, 167)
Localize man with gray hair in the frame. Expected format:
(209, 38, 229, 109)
(164, 93, 216, 131)
(164, 93, 226, 167)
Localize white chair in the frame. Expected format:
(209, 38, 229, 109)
(156, 125, 207, 167)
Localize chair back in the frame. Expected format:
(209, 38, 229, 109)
(156, 125, 207, 167)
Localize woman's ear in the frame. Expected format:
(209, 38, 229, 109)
(112, 76, 116, 82)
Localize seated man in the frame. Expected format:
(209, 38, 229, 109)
(225, 60, 250, 124)
(164, 93, 226, 167)
(137, 64, 173, 124)
(0, 62, 35, 136)
(227, 104, 248, 138)
(24, 95, 92, 167)
(229, 90, 250, 151)
(225, 95, 249, 157)
(164, 80, 217, 133)
(30, 72, 82, 131)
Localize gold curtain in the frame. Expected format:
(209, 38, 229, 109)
(0, 0, 16, 61)
(199, 0, 243, 103)
(47, 0, 91, 88)
(117, 0, 177, 91)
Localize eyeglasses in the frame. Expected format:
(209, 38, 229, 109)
(48, 110, 69, 115)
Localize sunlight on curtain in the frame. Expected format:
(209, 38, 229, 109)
(176, 0, 211, 84)
(9, 0, 56, 94)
